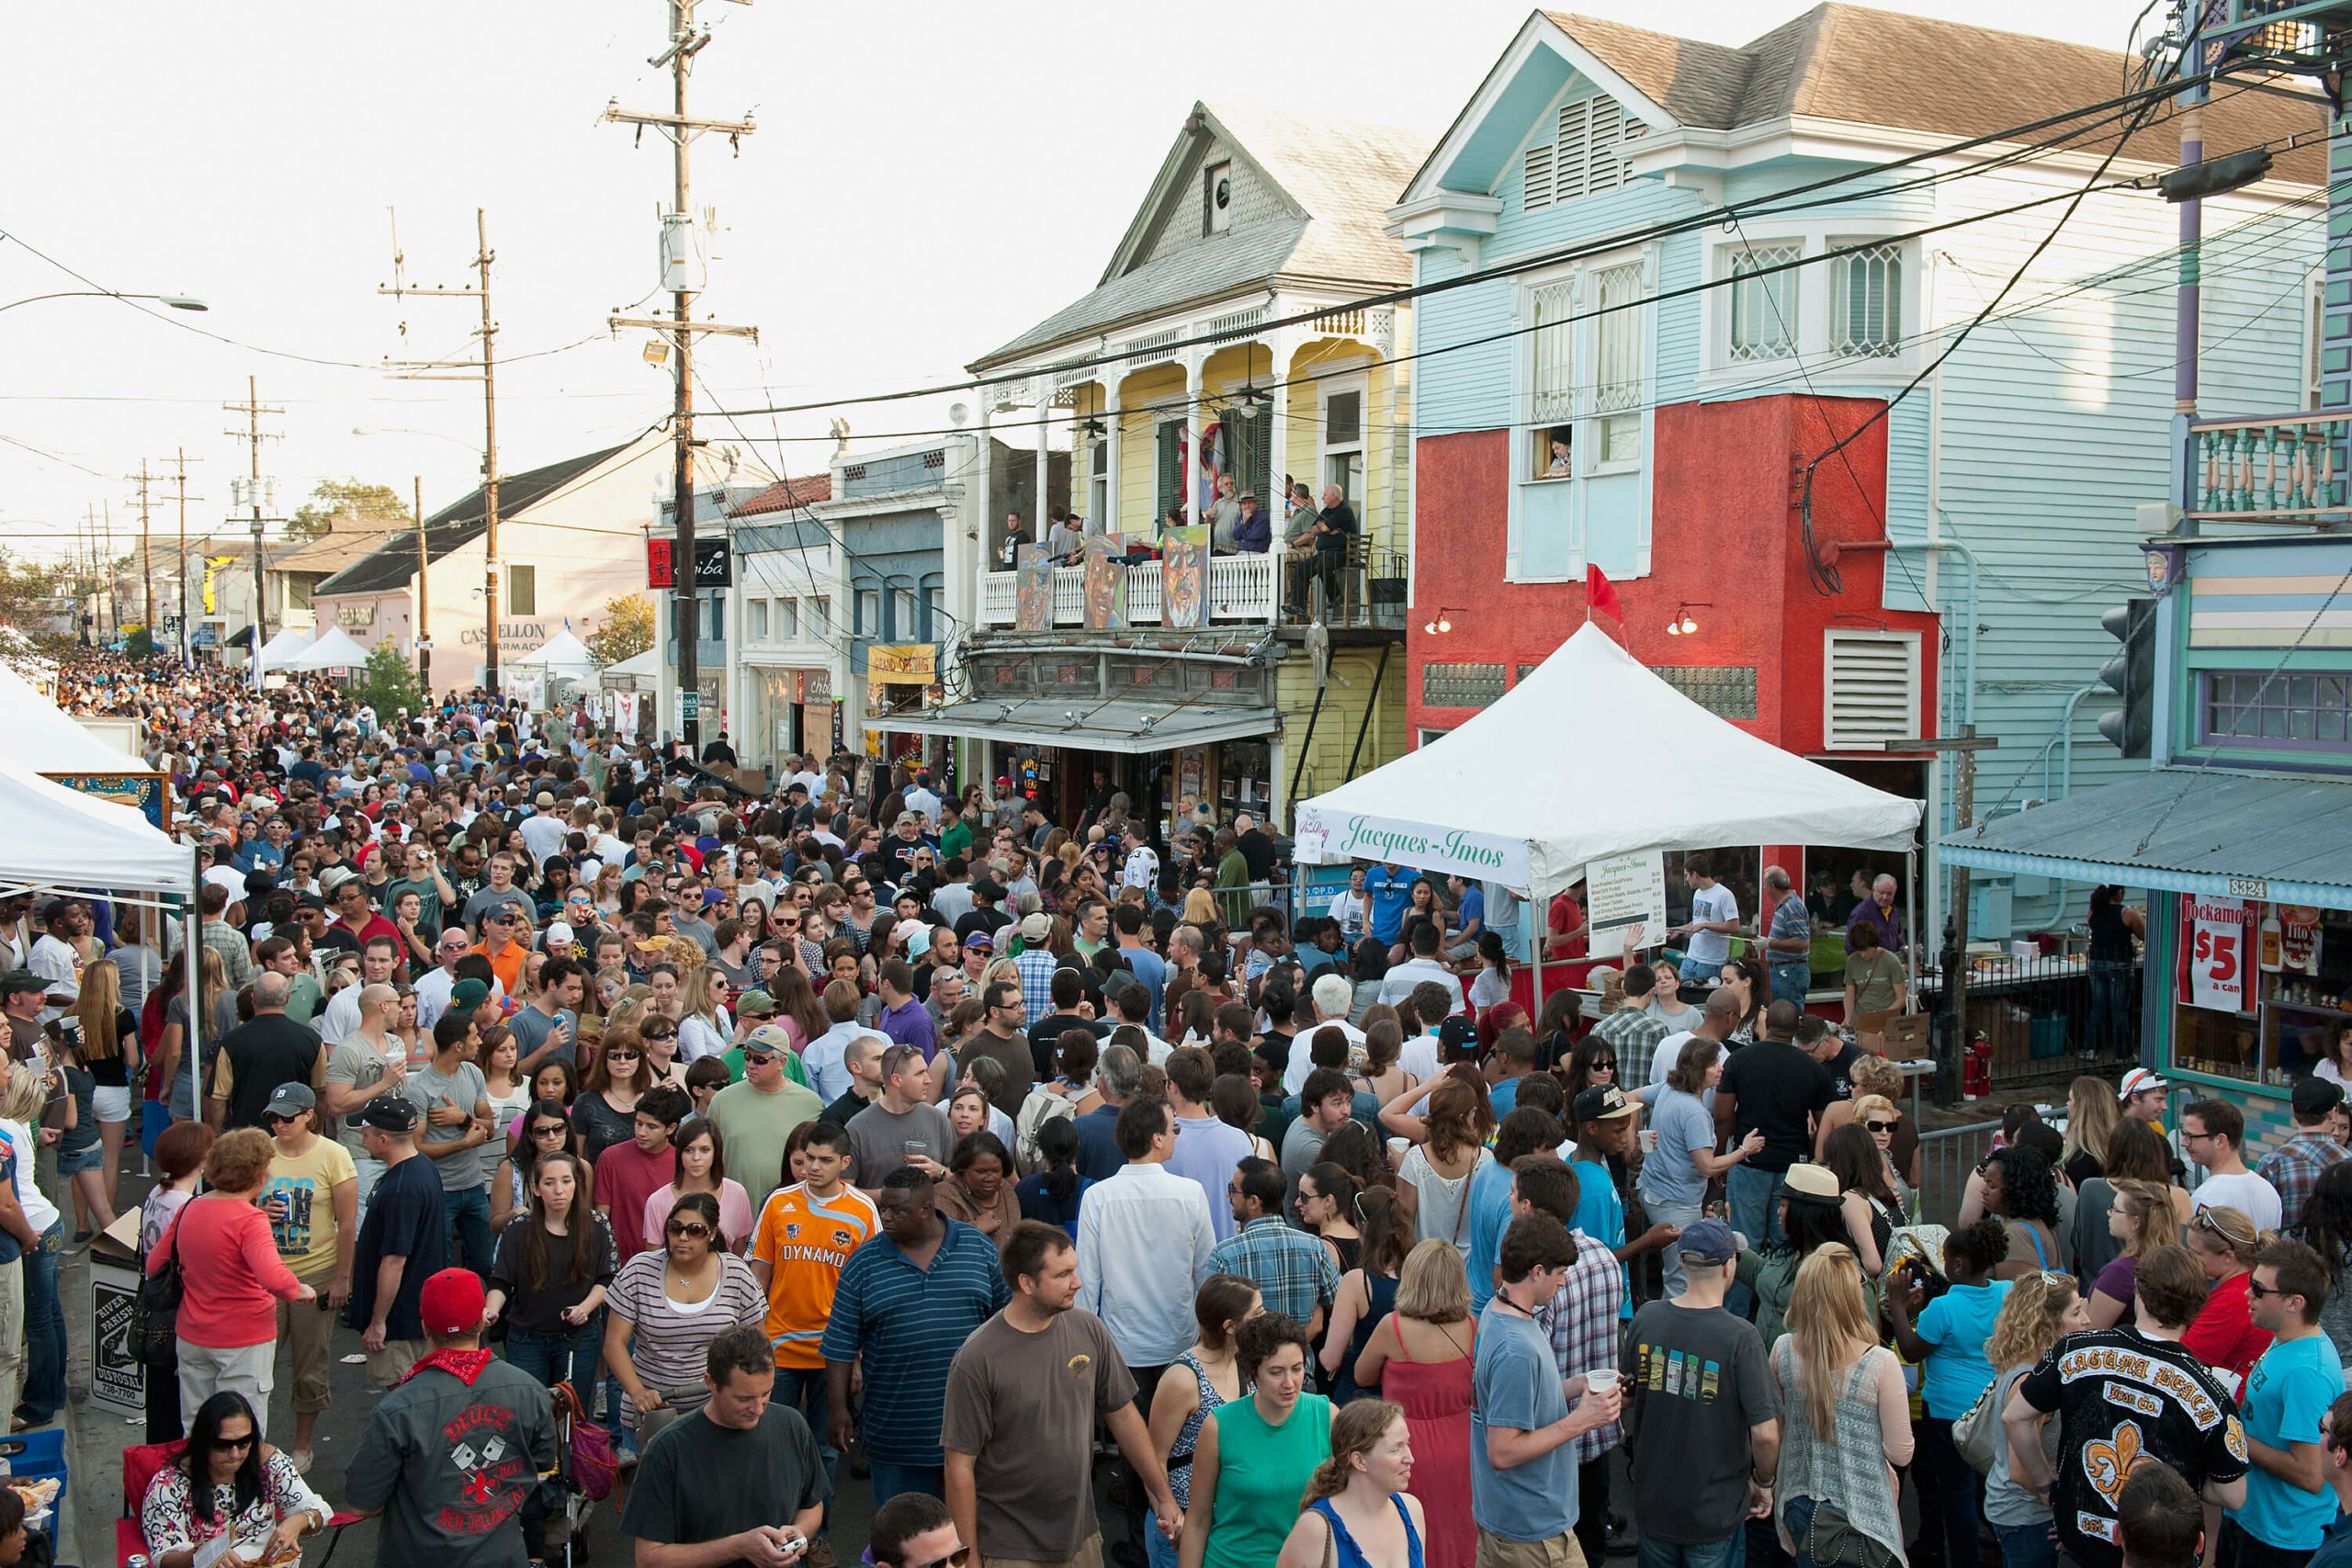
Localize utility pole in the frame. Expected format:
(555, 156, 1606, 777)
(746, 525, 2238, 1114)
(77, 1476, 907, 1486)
(169, 449, 199, 665)
(222, 376, 284, 692)
(379, 209, 501, 696)
(413, 475, 430, 693)
(603, 0, 758, 753)
(130, 458, 156, 634)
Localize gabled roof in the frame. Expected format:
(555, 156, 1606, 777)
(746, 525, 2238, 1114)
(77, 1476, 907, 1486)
(267, 524, 395, 579)
(729, 475, 832, 517)
(1409, 5, 2324, 201)
(314, 442, 629, 598)
(972, 101, 1430, 371)
(1543, 5, 2324, 182)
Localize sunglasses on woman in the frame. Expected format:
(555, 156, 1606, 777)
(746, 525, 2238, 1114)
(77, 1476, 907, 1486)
(605, 1050, 642, 1063)
(531, 1122, 568, 1139)
(1865, 1119, 1898, 1134)
(641, 1029, 676, 1041)
(666, 1220, 712, 1238)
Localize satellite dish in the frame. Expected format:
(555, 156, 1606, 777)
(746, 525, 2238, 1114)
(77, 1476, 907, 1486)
(949, 402, 969, 428)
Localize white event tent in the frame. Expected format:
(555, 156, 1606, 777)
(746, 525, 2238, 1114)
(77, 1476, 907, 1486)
(286, 626, 371, 671)
(512, 627, 596, 677)
(255, 626, 317, 670)
(0, 660, 140, 773)
(1294, 624, 1923, 902)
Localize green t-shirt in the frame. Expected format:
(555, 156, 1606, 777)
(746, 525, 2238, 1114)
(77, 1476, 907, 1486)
(718, 1046, 810, 1089)
(381, 875, 446, 931)
(940, 820, 973, 862)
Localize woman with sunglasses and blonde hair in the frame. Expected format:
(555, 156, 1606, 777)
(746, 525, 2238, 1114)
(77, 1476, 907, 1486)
(2182, 1203, 2277, 1386)
(1981, 1271, 2091, 1568)
(673, 968, 731, 1075)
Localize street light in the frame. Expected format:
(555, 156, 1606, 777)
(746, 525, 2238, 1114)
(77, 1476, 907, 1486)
(0, 290, 208, 315)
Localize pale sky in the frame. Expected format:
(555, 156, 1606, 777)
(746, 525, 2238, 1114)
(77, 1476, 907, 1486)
(0, 0, 2162, 572)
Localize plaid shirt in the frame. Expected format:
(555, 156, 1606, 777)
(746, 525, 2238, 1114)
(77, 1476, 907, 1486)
(2257, 1131, 2346, 1231)
(1593, 1006, 1672, 1086)
(201, 918, 254, 990)
(1767, 893, 1812, 969)
(1015, 947, 1059, 1029)
(1208, 1216, 1339, 1325)
(1535, 1227, 1626, 1461)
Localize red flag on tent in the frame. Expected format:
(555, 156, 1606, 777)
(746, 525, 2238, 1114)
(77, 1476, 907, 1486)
(1586, 563, 1625, 641)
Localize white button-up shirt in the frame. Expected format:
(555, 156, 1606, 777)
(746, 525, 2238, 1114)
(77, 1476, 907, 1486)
(1076, 1159, 1216, 1368)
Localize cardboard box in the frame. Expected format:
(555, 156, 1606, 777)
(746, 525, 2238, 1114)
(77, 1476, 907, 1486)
(87, 1208, 146, 1418)
(1882, 1012, 1929, 1054)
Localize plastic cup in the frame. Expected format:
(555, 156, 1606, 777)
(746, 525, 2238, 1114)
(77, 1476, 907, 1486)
(1584, 1368, 1620, 1395)
(1386, 1136, 1410, 1168)
(1638, 1129, 1658, 1155)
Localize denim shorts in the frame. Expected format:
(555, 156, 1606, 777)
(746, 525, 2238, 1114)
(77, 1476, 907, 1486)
(54, 1145, 100, 1177)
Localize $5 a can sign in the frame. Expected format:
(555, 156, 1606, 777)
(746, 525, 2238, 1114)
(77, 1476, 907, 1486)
(2182, 897, 2253, 1013)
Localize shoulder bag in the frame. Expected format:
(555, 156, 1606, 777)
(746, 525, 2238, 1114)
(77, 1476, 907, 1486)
(1952, 1370, 2007, 1475)
(129, 1209, 186, 1367)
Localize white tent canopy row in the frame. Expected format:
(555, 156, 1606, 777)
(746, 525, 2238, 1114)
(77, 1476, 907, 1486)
(1293, 624, 1923, 902)
(286, 626, 371, 671)
(256, 626, 318, 670)
(0, 660, 141, 774)
(0, 751, 193, 898)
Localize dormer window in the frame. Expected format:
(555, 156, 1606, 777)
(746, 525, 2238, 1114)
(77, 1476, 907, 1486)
(1205, 162, 1233, 234)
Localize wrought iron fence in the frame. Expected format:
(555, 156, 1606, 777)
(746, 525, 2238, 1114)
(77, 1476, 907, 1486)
(1915, 951, 2143, 1091)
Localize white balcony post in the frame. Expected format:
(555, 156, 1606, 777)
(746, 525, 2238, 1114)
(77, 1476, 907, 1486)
(1106, 381, 1123, 542)
(1185, 353, 1207, 527)
(1035, 378, 1052, 545)
(976, 400, 996, 577)
(1268, 330, 1290, 510)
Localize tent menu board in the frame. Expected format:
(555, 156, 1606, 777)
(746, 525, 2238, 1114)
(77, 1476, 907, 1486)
(1585, 850, 1668, 960)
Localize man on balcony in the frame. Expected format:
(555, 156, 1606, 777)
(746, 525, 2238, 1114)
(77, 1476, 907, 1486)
(1047, 511, 1086, 566)
(1233, 491, 1272, 554)
(1310, 483, 1358, 611)
(1208, 473, 1241, 551)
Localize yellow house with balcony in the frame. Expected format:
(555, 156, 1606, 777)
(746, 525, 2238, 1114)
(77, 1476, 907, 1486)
(895, 101, 1427, 836)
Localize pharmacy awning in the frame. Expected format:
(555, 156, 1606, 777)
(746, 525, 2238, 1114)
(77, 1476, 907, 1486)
(1939, 766, 2352, 911)
(864, 698, 1280, 754)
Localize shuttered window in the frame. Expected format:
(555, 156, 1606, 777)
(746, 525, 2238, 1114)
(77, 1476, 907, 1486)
(1228, 402, 1272, 502)
(506, 564, 537, 616)
(1523, 96, 1638, 211)
(1823, 630, 1921, 750)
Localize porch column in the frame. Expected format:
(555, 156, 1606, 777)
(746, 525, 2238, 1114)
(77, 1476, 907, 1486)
(1266, 328, 1291, 511)
(1186, 354, 1207, 527)
(1034, 376, 1052, 544)
(1105, 380, 1123, 539)
(976, 401, 996, 574)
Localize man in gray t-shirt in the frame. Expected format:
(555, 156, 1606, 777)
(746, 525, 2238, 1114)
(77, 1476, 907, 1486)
(404, 1010, 498, 1276)
(844, 1043, 954, 1192)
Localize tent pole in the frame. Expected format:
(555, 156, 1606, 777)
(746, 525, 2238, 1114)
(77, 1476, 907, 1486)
(1903, 848, 1918, 1019)
(186, 846, 202, 1122)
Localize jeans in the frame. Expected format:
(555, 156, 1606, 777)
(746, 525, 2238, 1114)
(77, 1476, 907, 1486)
(868, 1461, 944, 1503)
(1770, 964, 1810, 1008)
(1643, 1198, 1705, 1298)
(2086, 959, 2133, 1058)
(17, 1224, 62, 1422)
(1782, 1498, 1821, 1568)
(445, 1183, 494, 1280)
(1148, 1523, 1180, 1568)
(1724, 1166, 1787, 1319)
(1639, 1534, 1745, 1568)
(1680, 957, 1718, 986)
(505, 1318, 602, 1392)
(1994, 1521, 2060, 1568)
(1916, 1416, 1982, 1568)
(775, 1364, 836, 1529)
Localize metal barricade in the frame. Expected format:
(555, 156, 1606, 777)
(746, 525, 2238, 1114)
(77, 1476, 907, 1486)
(1914, 1122, 2000, 1229)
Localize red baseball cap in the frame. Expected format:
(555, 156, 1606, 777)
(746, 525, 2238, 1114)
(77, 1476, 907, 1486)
(419, 1268, 486, 1336)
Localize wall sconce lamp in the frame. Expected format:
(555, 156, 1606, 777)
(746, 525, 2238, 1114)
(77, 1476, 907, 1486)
(1664, 602, 1711, 637)
(1422, 606, 1463, 635)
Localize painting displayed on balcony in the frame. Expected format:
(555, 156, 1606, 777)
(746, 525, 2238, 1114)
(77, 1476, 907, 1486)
(1084, 534, 1128, 629)
(1162, 525, 1208, 628)
(1015, 543, 1052, 631)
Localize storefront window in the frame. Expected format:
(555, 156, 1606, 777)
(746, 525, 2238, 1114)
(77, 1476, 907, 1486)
(1220, 739, 1271, 818)
(2171, 904, 2352, 1089)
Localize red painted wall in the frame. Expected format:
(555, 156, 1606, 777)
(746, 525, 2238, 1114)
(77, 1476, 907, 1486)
(1408, 393, 1938, 759)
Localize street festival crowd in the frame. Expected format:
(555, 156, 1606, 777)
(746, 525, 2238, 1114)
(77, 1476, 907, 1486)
(18, 656, 2352, 1568)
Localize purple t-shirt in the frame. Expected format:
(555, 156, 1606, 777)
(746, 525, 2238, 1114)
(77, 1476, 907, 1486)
(2092, 1253, 2137, 1311)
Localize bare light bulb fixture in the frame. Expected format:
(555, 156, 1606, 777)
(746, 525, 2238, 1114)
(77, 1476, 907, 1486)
(1421, 606, 1462, 635)
(1665, 601, 1710, 637)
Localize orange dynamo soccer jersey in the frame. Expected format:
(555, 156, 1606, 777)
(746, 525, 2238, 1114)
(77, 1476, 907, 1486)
(751, 1181, 880, 1368)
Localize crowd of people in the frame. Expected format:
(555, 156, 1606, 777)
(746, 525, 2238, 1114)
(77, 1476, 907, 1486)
(10, 650, 2352, 1568)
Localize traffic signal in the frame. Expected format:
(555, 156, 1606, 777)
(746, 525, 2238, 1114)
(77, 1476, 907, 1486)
(2098, 598, 2155, 758)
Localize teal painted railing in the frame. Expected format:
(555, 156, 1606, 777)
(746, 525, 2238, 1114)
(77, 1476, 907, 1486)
(2189, 412, 2351, 520)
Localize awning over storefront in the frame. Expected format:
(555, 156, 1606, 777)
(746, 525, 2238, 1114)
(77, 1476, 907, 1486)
(864, 699, 1280, 754)
(1939, 767, 2352, 911)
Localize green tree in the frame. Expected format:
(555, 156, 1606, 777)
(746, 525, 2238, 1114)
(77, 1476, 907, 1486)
(586, 592, 655, 666)
(286, 479, 413, 544)
(352, 640, 423, 716)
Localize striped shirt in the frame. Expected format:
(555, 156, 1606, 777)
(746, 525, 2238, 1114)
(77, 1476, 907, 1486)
(818, 1217, 1011, 1465)
(603, 1250, 765, 1424)
(751, 1183, 880, 1370)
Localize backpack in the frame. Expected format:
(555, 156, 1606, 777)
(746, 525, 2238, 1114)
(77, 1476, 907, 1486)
(1014, 1082, 1081, 1174)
